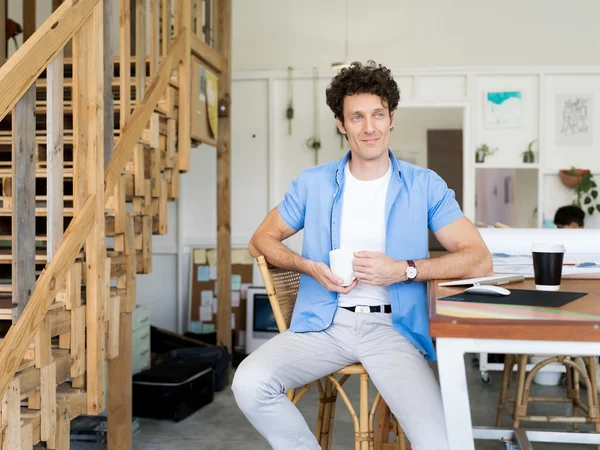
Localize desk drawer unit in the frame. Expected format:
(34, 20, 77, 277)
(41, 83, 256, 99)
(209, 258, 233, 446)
(132, 305, 151, 375)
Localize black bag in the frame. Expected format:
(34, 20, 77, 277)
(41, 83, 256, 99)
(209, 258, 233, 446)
(160, 346, 232, 392)
(132, 364, 214, 422)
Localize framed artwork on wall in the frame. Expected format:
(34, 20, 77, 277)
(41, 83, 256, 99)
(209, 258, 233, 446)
(484, 91, 524, 129)
(555, 93, 594, 146)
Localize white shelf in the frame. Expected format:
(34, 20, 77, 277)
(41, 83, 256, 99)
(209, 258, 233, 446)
(475, 163, 539, 169)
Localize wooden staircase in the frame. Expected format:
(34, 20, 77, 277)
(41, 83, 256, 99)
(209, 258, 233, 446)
(0, 0, 231, 449)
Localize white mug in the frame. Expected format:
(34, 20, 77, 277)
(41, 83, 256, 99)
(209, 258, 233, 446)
(329, 249, 355, 286)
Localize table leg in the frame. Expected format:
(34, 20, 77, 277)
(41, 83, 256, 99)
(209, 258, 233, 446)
(436, 338, 475, 450)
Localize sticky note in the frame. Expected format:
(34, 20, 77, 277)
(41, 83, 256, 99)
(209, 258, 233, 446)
(197, 266, 210, 281)
(231, 274, 242, 291)
(212, 298, 218, 314)
(207, 249, 218, 266)
(201, 290, 213, 306)
(232, 249, 253, 265)
(194, 249, 207, 264)
(241, 283, 251, 300)
(231, 313, 236, 329)
(200, 305, 213, 321)
(231, 291, 240, 308)
(209, 265, 217, 280)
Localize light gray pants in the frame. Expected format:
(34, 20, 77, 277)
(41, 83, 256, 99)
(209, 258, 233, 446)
(232, 307, 448, 450)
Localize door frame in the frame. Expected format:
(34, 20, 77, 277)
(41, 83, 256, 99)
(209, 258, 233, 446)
(397, 102, 473, 220)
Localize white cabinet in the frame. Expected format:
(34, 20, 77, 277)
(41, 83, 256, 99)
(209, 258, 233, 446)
(132, 305, 151, 375)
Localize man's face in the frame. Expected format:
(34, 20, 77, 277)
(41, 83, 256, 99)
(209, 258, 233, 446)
(336, 93, 395, 162)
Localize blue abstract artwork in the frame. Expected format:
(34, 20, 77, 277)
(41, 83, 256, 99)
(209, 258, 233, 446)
(485, 91, 524, 128)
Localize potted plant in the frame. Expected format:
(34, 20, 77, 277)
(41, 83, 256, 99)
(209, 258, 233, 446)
(559, 167, 590, 189)
(573, 172, 600, 215)
(522, 140, 537, 163)
(475, 144, 497, 163)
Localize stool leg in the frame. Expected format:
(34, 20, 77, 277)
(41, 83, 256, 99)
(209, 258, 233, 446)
(394, 416, 406, 450)
(573, 365, 581, 431)
(496, 354, 514, 426)
(359, 373, 370, 450)
(513, 354, 528, 428)
(320, 378, 334, 450)
(315, 380, 325, 444)
(373, 398, 390, 449)
(585, 356, 600, 450)
(327, 390, 338, 450)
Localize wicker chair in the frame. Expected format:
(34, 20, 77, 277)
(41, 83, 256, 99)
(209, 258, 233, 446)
(256, 255, 408, 450)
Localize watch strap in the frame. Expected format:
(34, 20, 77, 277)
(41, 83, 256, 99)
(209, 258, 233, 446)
(404, 260, 416, 284)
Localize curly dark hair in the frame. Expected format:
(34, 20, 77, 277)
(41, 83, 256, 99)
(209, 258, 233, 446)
(325, 60, 400, 124)
(554, 205, 585, 227)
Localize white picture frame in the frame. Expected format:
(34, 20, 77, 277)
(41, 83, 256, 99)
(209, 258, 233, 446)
(484, 91, 524, 129)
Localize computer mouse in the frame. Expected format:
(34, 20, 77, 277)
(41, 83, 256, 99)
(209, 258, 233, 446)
(464, 285, 511, 296)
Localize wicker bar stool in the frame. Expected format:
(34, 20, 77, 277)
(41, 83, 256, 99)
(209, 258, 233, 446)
(256, 255, 409, 450)
(496, 353, 600, 447)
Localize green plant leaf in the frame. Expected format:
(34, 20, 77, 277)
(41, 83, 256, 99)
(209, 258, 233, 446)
(585, 196, 592, 204)
(589, 206, 595, 215)
(592, 181, 597, 188)
(593, 190, 598, 199)
(597, 205, 600, 213)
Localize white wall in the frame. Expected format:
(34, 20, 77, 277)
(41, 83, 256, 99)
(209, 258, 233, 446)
(391, 108, 463, 169)
(232, 0, 600, 71)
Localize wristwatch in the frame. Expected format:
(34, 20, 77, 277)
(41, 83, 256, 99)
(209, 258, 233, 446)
(404, 260, 417, 284)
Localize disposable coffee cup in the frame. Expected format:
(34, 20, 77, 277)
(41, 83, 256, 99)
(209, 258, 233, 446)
(329, 249, 355, 286)
(531, 243, 565, 291)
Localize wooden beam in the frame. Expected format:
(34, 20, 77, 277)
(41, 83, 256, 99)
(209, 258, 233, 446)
(12, 84, 36, 323)
(104, 32, 185, 202)
(216, 0, 232, 353)
(0, 195, 95, 401)
(107, 313, 132, 450)
(120, 0, 132, 125)
(135, 0, 146, 101)
(104, 0, 115, 166)
(161, 0, 171, 56)
(175, 0, 191, 171)
(1, 379, 20, 449)
(79, 3, 106, 416)
(0, 0, 99, 123)
(23, 0, 36, 41)
(0, 0, 6, 65)
(40, 362, 57, 442)
(150, 0, 160, 78)
(191, 33, 225, 74)
(47, 52, 64, 261)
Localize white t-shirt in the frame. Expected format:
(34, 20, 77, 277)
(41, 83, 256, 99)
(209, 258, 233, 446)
(338, 160, 392, 307)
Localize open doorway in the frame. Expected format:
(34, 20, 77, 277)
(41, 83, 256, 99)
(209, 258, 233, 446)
(390, 107, 465, 252)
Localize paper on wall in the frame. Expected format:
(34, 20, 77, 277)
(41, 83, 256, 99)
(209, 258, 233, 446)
(201, 290, 213, 306)
(207, 249, 218, 266)
(197, 266, 210, 281)
(200, 305, 213, 321)
(232, 249, 254, 265)
(209, 265, 217, 280)
(231, 313, 236, 329)
(231, 291, 240, 308)
(212, 298, 218, 314)
(231, 274, 242, 291)
(241, 283, 251, 300)
(194, 249, 207, 264)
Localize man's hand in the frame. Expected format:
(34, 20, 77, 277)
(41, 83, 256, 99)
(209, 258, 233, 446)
(310, 262, 358, 294)
(353, 251, 405, 286)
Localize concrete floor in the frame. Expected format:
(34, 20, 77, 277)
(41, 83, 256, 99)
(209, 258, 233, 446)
(72, 355, 595, 450)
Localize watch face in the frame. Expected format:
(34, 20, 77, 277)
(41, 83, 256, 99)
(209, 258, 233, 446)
(406, 266, 417, 279)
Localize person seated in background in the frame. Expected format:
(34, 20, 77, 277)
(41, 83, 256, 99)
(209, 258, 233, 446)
(554, 205, 585, 229)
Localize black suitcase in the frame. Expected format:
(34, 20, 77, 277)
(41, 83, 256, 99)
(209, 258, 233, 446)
(132, 364, 214, 422)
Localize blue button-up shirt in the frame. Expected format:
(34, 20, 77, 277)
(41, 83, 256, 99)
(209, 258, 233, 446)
(277, 150, 463, 360)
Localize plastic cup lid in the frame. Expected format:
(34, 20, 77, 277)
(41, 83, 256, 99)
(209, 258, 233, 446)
(531, 242, 565, 253)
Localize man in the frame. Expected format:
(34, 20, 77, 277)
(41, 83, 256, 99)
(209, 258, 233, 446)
(554, 205, 585, 228)
(232, 61, 492, 450)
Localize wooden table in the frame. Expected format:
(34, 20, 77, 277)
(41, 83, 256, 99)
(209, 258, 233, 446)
(430, 278, 600, 449)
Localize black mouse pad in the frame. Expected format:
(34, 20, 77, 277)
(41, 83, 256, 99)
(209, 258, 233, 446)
(440, 289, 587, 308)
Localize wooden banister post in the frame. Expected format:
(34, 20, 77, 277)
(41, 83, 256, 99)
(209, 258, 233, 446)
(175, 0, 191, 171)
(12, 84, 36, 323)
(216, 0, 232, 354)
(0, 0, 6, 65)
(73, 2, 107, 415)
